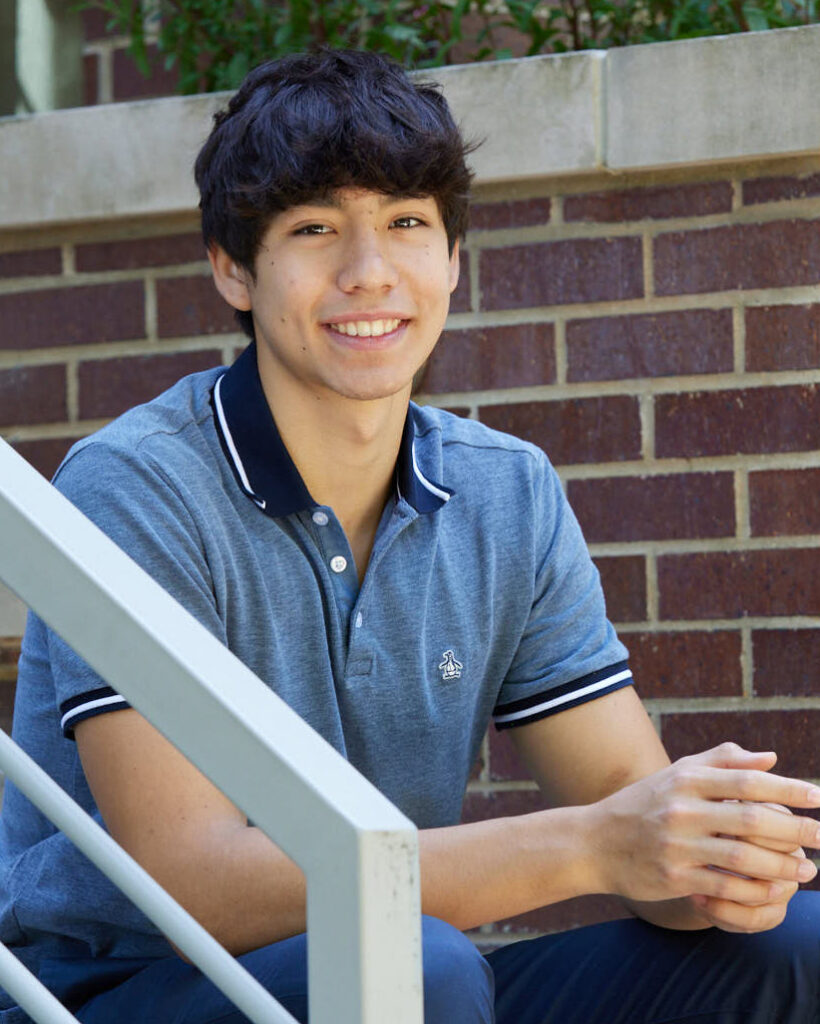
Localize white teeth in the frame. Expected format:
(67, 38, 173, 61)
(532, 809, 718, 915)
(328, 318, 401, 337)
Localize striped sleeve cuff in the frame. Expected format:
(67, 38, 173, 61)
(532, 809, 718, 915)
(60, 686, 131, 739)
(493, 661, 633, 730)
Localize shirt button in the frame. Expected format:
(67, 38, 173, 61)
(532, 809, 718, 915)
(355, 612, 363, 628)
(330, 555, 347, 574)
(312, 511, 329, 526)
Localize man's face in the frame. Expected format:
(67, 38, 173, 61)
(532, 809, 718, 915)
(220, 187, 460, 407)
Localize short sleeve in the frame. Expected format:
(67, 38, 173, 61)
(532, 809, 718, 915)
(492, 454, 631, 730)
(48, 441, 225, 739)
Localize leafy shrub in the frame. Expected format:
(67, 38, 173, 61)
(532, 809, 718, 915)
(77, 0, 820, 93)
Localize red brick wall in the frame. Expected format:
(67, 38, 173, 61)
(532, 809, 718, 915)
(2, 157, 820, 943)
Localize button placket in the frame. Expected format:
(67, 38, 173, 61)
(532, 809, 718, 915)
(347, 502, 416, 656)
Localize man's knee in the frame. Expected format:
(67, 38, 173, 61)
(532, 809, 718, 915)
(421, 916, 494, 1024)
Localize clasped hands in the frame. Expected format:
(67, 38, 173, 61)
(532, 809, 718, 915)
(593, 742, 820, 933)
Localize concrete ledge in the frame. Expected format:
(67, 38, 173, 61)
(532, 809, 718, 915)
(0, 92, 225, 229)
(435, 51, 605, 182)
(606, 25, 820, 170)
(1, 24, 819, 230)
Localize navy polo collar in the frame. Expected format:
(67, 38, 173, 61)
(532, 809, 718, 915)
(211, 343, 452, 519)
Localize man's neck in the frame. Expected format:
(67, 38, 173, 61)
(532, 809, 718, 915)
(258, 369, 411, 582)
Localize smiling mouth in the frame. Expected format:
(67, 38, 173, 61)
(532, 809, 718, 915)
(325, 318, 405, 338)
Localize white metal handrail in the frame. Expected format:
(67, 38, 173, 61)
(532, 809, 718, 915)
(0, 730, 297, 1024)
(0, 437, 423, 1023)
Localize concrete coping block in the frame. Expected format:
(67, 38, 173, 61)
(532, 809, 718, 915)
(0, 91, 227, 230)
(429, 52, 606, 183)
(1, 25, 819, 230)
(606, 24, 820, 170)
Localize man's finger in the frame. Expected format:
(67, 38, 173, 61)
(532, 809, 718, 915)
(688, 866, 774, 905)
(745, 836, 806, 855)
(686, 766, 820, 811)
(702, 799, 820, 849)
(690, 894, 789, 934)
(724, 802, 806, 853)
(701, 837, 818, 885)
(682, 743, 778, 772)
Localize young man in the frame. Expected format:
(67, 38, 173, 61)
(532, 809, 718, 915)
(2, 49, 820, 1024)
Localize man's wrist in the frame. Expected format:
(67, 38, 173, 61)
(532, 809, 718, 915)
(529, 802, 608, 903)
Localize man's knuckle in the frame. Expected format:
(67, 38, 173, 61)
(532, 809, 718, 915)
(658, 860, 683, 890)
(666, 766, 694, 795)
(711, 873, 731, 900)
(658, 799, 688, 828)
(725, 844, 748, 873)
(739, 802, 761, 832)
(735, 774, 757, 800)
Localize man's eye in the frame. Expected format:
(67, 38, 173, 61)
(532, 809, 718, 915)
(295, 224, 332, 235)
(392, 216, 424, 229)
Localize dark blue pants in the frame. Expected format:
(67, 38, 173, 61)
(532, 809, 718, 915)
(44, 892, 820, 1023)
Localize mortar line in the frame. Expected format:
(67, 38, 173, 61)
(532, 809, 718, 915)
(553, 319, 567, 386)
(733, 304, 745, 374)
(144, 275, 158, 344)
(550, 194, 564, 226)
(65, 360, 79, 424)
(615, 617, 820, 634)
(468, 244, 480, 315)
(97, 45, 114, 105)
(741, 625, 754, 698)
(61, 244, 75, 277)
(646, 551, 659, 624)
(639, 392, 655, 461)
(642, 229, 654, 300)
(479, 732, 490, 783)
(735, 467, 751, 541)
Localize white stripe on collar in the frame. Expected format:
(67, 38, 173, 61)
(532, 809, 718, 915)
(411, 441, 450, 503)
(214, 374, 267, 511)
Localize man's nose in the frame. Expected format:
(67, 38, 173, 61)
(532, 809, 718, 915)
(336, 234, 400, 292)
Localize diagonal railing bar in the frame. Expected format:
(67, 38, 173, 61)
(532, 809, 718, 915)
(0, 437, 423, 1024)
(0, 941, 77, 1024)
(0, 729, 297, 1024)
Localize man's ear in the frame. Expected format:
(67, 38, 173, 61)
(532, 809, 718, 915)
(448, 239, 460, 294)
(208, 244, 253, 312)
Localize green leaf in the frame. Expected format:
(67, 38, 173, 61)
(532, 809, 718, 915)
(226, 51, 251, 87)
(744, 4, 772, 29)
(68, 0, 820, 96)
(384, 23, 423, 42)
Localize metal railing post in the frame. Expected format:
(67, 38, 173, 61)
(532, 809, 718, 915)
(0, 437, 423, 1023)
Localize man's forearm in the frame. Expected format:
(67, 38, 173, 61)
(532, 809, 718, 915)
(418, 806, 598, 932)
(166, 805, 601, 955)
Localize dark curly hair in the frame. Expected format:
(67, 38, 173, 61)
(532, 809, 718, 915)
(194, 49, 475, 339)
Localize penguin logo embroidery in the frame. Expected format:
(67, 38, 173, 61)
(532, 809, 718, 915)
(438, 650, 463, 681)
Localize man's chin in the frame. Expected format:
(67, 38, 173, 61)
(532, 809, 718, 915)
(329, 375, 416, 405)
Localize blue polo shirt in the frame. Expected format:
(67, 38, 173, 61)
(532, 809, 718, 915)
(0, 342, 630, 971)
